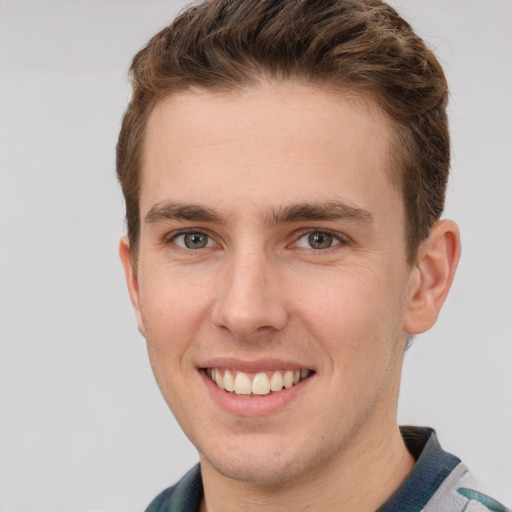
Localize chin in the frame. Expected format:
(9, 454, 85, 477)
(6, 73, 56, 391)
(207, 456, 303, 485)
(200, 438, 335, 486)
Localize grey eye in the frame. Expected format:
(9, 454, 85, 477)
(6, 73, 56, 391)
(174, 232, 212, 249)
(295, 231, 340, 250)
(308, 232, 333, 249)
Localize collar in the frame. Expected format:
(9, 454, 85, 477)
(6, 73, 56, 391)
(377, 426, 460, 511)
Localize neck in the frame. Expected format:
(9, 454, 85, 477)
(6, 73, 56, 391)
(199, 418, 415, 512)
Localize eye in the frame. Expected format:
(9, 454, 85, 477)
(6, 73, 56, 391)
(295, 231, 341, 250)
(172, 231, 214, 249)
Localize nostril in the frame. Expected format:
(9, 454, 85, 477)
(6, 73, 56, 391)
(211, 303, 288, 340)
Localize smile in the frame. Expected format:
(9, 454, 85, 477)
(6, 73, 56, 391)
(206, 368, 313, 396)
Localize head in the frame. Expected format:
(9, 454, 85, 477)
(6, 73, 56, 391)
(117, 0, 460, 491)
(117, 0, 450, 267)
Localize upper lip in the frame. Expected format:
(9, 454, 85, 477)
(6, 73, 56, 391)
(199, 357, 314, 373)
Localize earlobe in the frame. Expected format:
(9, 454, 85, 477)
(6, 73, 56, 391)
(403, 220, 461, 335)
(119, 237, 146, 337)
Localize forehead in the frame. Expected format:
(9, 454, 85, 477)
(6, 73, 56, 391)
(140, 82, 399, 222)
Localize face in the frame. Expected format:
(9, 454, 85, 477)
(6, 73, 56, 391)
(122, 83, 418, 485)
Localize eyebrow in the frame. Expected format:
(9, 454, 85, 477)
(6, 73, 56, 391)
(268, 201, 375, 227)
(145, 202, 226, 225)
(144, 200, 374, 227)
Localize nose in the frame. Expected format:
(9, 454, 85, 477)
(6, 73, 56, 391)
(211, 247, 288, 341)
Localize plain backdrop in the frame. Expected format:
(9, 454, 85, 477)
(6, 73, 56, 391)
(0, 1, 511, 511)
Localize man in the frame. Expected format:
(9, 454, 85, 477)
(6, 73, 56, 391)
(116, 1, 510, 510)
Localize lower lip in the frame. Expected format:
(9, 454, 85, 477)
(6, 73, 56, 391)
(200, 370, 312, 417)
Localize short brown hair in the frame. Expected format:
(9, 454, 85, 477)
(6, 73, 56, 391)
(116, 0, 449, 264)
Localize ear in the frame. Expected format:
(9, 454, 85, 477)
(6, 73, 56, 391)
(119, 236, 146, 337)
(403, 220, 461, 334)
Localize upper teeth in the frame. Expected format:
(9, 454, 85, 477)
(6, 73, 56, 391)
(207, 368, 312, 396)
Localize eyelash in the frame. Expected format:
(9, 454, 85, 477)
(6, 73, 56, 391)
(165, 228, 348, 252)
(292, 229, 348, 250)
(166, 229, 217, 251)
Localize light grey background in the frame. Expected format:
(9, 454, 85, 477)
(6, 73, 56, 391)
(0, 1, 510, 511)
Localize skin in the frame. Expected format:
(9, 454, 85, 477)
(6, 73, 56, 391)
(120, 82, 460, 511)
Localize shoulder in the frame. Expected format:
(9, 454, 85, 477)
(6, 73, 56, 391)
(145, 465, 203, 512)
(423, 462, 511, 512)
(380, 427, 511, 512)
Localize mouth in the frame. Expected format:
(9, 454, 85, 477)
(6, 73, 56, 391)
(205, 368, 314, 397)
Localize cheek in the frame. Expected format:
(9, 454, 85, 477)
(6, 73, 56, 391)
(292, 265, 405, 373)
(137, 276, 213, 424)
(138, 272, 213, 371)
(140, 264, 211, 324)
